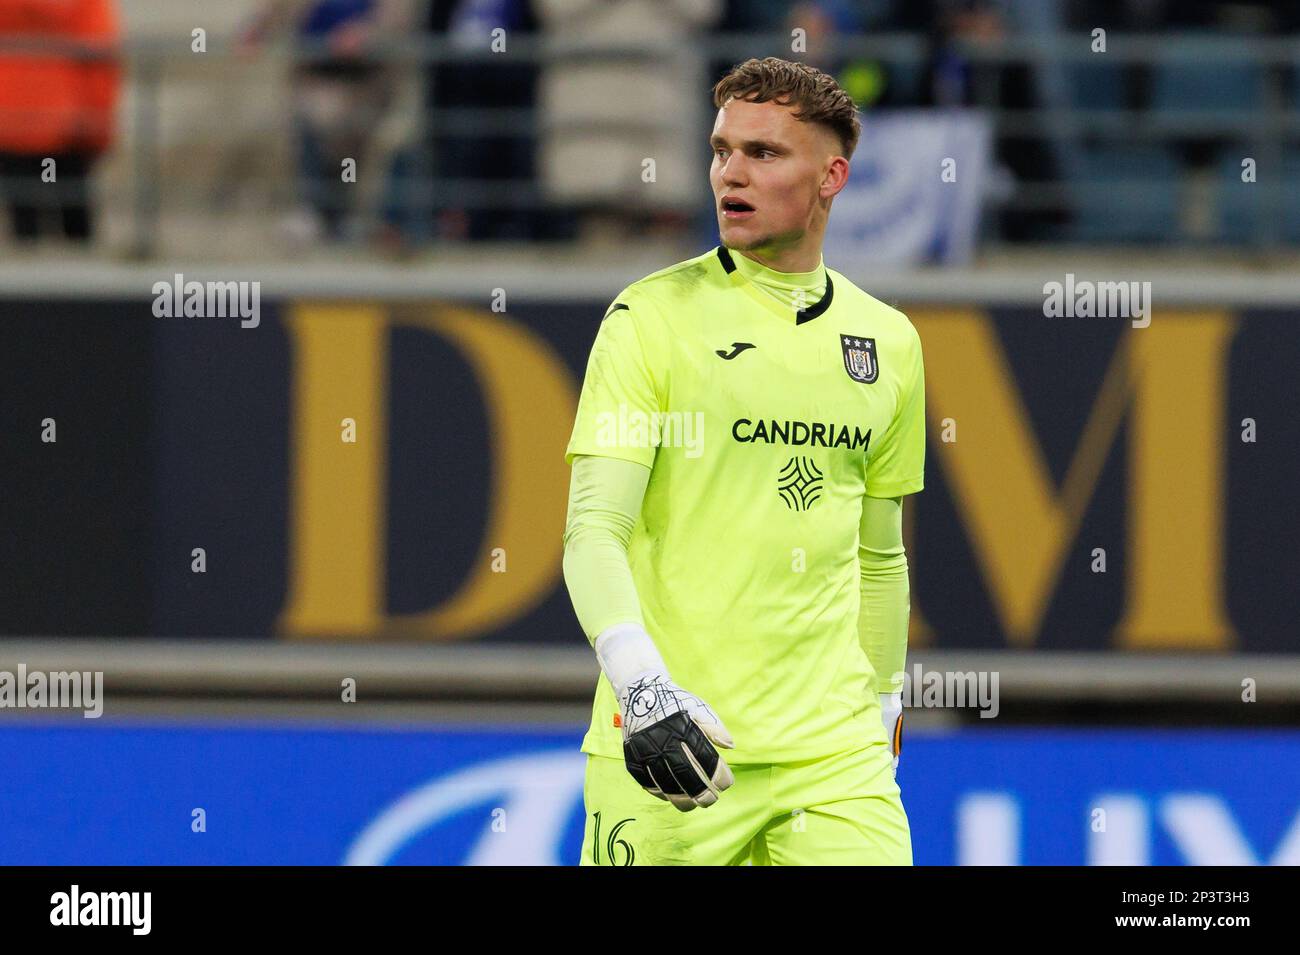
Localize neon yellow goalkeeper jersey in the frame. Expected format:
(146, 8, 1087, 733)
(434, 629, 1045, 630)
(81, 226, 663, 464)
(565, 245, 926, 763)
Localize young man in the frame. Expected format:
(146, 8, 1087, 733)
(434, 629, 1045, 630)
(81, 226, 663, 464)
(562, 56, 925, 866)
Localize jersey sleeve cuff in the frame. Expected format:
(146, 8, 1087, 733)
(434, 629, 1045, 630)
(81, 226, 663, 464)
(565, 445, 657, 469)
(865, 476, 924, 498)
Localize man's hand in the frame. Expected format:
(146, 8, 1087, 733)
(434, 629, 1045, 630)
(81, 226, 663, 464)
(880, 691, 903, 777)
(618, 673, 735, 811)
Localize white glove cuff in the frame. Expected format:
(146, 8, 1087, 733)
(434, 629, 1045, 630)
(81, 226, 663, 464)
(880, 690, 903, 733)
(594, 622, 669, 699)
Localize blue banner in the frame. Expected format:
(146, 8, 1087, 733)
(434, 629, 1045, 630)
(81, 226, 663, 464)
(2, 722, 1296, 865)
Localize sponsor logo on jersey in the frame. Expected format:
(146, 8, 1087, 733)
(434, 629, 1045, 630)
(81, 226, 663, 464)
(778, 456, 824, 511)
(732, 418, 871, 451)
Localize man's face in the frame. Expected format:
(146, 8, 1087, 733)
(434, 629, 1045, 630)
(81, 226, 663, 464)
(709, 97, 839, 255)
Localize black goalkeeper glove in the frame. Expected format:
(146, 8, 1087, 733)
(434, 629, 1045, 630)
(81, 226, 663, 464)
(616, 672, 735, 811)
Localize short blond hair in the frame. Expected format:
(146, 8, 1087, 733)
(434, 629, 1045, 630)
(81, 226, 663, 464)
(712, 57, 862, 159)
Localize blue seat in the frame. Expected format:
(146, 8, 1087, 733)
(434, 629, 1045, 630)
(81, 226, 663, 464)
(1151, 52, 1265, 112)
(1068, 145, 1181, 242)
(1218, 149, 1300, 243)
(1066, 62, 1127, 111)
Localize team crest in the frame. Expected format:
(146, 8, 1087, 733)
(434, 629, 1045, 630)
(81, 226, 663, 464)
(840, 335, 879, 384)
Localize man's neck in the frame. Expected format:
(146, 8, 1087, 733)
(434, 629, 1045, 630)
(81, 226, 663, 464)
(735, 245, 824, 274)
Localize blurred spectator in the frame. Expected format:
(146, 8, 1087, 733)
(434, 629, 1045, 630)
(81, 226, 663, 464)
(0, 0, 120, 243)
(239, 0, 413, 244)
(720, 1, 921, 108)
(534, 0, 724, 244)
(922, 0, 1068, 240)
(426, 0, 542, 243)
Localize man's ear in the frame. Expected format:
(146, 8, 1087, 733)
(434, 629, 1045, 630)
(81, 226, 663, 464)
(821, 156, 850, 200)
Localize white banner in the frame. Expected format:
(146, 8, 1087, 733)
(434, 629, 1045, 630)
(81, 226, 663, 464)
(825, 109, 992, 267)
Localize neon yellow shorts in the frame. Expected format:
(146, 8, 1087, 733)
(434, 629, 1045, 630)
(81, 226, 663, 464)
(579, 742, 911, 866)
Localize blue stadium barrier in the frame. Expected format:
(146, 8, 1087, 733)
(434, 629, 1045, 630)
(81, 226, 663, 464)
(1, 722, 1296, 865)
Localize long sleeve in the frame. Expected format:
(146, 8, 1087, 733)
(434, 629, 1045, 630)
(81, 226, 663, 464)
(561, 453, 652, 646)
(858, 494, 910, 695)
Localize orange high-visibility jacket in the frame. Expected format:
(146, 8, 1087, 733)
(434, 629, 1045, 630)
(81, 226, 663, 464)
(0, 0, 121, 155)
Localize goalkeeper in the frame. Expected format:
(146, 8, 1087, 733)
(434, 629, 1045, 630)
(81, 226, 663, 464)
(563, 57, 924, 866)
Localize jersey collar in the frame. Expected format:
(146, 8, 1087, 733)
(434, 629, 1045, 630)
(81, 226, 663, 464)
(716, 245, 834, 326)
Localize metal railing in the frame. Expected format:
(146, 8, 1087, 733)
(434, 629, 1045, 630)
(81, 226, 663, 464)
(0, 31, 1297, 257)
